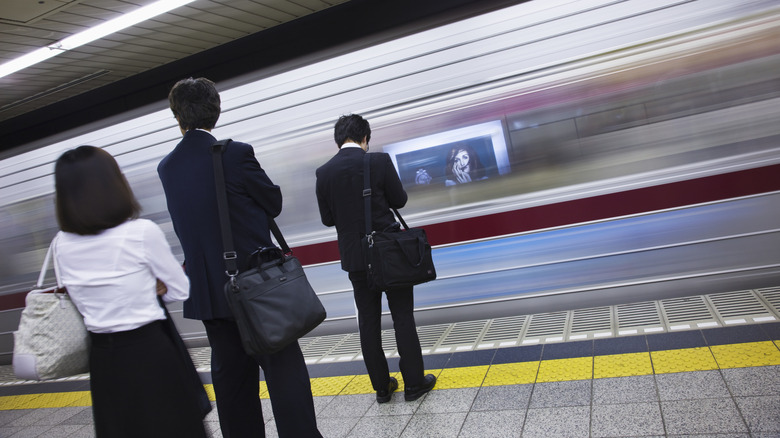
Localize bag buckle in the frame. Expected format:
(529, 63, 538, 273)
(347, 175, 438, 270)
(55, 292, 68, 308)
(362, 189, 371, 197)
(228, 274, 239, 292)
(366, 231, 375, 247)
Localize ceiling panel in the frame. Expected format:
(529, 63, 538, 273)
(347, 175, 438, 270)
(0, 0, 81, 25)
(0, 0, 348, 122)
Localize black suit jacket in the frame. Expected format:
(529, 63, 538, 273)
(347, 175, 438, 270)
(315, 147, 407, 272)
(157, 130, 282, 320)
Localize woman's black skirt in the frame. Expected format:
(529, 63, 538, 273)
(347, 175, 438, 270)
(89, 320, 207, 438)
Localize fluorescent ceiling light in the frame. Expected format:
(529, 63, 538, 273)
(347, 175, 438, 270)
(0, 0, 195, 79)
(0, 47, 63, 78)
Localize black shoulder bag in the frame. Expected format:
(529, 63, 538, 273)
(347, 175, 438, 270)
(361, 153, 437, 291)
(212, 140, 326, 356)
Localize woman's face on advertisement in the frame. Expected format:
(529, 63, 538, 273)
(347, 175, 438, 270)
(454, 149, 470, 171)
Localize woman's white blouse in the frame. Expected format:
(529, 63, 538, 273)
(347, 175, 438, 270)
(55, 219, 189, 333)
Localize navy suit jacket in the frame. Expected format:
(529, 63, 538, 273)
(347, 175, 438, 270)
(158, 130, 282, 320)
(315, 147, 407, 272)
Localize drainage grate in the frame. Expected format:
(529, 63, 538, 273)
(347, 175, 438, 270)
(439, 320, 487, 349)
(417, 324, 450, 350)
(299, 337, 317, 350)
(758, 287, 780, 314)
(189, 347, 211, 371)
(660, 295, 717, 330)
(327, 333, 362, 357)
(302, 333, 345, 359)
(184, 288, 780, 370)
(480, 315, 527, 344)
(707, 289, 772, 321)
(570, 306, 612, 335)
(616, 301, 663, 329)
(524, 311, 568, 340)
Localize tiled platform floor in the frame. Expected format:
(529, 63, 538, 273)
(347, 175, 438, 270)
(0, 366, 778, 437)
(1, 321, 779, 437)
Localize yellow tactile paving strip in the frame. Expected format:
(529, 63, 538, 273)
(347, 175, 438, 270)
(1, 340, 778, 410)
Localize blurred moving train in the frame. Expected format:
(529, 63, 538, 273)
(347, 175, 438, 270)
(1, 0, 779, 363)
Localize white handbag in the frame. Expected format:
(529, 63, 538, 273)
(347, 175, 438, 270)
(13, 236, 90, 381)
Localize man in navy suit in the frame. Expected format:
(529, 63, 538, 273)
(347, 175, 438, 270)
(158, 77, 321, 438)
(315, 114, 436, 403)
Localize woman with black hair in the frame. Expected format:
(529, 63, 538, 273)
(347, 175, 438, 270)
(53, 146, 206, 438)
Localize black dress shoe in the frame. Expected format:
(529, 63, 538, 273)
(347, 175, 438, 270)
(376, 376, 398, 403)
(404, 374, 436, 401)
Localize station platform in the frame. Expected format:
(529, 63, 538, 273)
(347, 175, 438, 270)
(0, 287, 779, 437)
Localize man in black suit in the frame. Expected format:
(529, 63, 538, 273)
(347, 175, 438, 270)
(315, 114, 436, 403)
(157, 77, 321, 438)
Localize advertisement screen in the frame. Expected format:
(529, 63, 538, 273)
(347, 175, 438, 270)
(383, 120, 510, 187)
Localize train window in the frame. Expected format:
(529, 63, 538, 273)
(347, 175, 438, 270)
(508, 119, 579, 169)
(646, 63, 780, 122)
(574, 104, 647, 138)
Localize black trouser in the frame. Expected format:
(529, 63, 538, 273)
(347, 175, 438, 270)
(349, 271, 426, 391)
(203, 319, 321, 438)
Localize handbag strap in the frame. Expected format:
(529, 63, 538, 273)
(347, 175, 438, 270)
(38, 235, 64, 289)
(211, 140, 293, 281)
(362, 153, 410, 233)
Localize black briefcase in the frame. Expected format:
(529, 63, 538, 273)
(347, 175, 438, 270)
(363, 225, 437, 291)
(225, 248, 326, 355)
(361, 153, 437, 291)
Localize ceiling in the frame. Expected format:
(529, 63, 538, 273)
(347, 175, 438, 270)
(0, 0, 518, 154)
(0, 0, 349, 123)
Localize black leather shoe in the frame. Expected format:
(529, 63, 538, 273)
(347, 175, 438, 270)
(376, 376, 398, 403)
(404, 374, 436, 401)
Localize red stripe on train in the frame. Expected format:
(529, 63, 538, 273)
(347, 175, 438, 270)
(292, 164, 780, 266)
(1, 164, 778, 312)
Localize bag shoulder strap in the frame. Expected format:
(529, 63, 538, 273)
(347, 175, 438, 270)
(211, 140, 293, 275)
(363, 153, 372, 236)
(211, 140, 238, 278)
(362, 153, 410, 232)
(38, 235, 64, 289)
(269, 219, 292, 255)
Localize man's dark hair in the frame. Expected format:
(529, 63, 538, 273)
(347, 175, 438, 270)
(334, 114, 371, 148)
(55, 146, 141, 235)
(168, 77, 221, 131)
